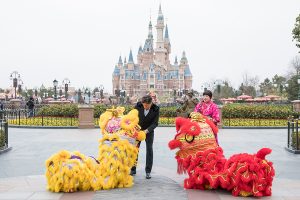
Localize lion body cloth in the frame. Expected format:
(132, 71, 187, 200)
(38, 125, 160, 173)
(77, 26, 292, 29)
(45, 107, 145, 192)
(168, 112, 275, 197)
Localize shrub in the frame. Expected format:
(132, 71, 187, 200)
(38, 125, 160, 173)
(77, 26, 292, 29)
(37, 104, 78, 117)
(222, 104, 296, 119)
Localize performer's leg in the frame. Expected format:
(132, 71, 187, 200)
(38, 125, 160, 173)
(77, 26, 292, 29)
(145, 132, 154, 173)
(130, 141, 141, 175)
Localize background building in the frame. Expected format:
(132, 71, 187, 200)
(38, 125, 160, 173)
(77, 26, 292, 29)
(112, 5, 193, 100)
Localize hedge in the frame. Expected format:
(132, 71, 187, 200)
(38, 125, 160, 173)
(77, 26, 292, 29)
(222, 104, 298, 119)
(36, 103, 299, 120)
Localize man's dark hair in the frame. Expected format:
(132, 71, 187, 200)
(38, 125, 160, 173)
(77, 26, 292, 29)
(141, 95, 153, 104)
(203, 90, 212, 99)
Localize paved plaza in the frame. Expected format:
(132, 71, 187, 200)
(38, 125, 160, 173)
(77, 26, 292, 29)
(0, 127, 300, 200)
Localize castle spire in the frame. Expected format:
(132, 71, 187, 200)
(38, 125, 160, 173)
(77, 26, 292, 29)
(148, 20, 153, 39)
(164, 24, 169, 39)
(128, 49, 134, 63)
(138, 45, 143, 54)
(118, 55, 123, 65)
(157, 3, 164, 22)
(180, 51, 188, 65)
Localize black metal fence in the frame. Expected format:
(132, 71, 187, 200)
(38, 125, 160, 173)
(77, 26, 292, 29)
(0, 119, 8, 150)
(286, 118, 300, 154)
(5, 109, 78, 127)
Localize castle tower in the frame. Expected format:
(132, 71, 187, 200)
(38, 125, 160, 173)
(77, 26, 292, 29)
(155, 4, 168, 68)
(127, 49, 134, 70)
(164, 24, 171, 54)
(118, 55, 123, 67)
(137, 46, 143, 64)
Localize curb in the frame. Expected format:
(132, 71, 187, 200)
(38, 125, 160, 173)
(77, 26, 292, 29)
(8, 124, 288, 129)
(0, 146, 12, 154)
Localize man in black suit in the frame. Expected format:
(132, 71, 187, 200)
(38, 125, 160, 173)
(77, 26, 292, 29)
(131, 94, 160, 179)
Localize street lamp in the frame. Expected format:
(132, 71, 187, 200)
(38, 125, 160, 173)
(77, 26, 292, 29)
(62, 78, 70, 99)
(53, 79, 58, 100)
(59, 86, 63, 100)
(10, 71, 21, 99)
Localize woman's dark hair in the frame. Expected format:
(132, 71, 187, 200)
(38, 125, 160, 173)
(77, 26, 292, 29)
(203, 90, 212, 99)
(141, 95, 153, 104)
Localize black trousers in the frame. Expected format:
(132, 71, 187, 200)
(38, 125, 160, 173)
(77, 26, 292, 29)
(131, 131, 154, 173)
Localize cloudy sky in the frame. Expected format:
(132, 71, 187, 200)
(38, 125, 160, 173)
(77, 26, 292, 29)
(0, 0, 299, 93)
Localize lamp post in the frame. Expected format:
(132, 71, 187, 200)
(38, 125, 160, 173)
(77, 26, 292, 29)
(62, 78, 70, 100)
(59, 86, 63, 100)
(10, 71, 21, 99)
(53, 79, 58, 100)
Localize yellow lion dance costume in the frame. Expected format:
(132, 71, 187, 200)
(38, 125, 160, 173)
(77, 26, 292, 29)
(45, 107, 146, 192)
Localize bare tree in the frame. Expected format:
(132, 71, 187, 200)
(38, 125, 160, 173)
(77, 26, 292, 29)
(291, 55, 300, 73)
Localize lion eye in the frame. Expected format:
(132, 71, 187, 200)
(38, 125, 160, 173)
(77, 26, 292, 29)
(185, 134, 194, 143)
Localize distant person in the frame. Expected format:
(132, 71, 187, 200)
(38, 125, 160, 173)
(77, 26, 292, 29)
(26, 97, 35, 117)
(130, 95, 160, 179)
(194, 90, 220, 143)
(0, 101, 4, 120)
(0, 101, 3, 111)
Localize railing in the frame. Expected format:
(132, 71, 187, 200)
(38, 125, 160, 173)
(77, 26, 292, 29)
(5, 109, 78, 127)
(286, 118, 300, 153)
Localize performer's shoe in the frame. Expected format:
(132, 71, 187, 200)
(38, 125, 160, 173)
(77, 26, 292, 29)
(130, 170, 136, 176)
(146, 173, 151, 179)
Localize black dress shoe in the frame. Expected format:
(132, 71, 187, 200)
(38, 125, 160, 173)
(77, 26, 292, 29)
(146, 173, 151, 179)
(130, 170, 136, 176)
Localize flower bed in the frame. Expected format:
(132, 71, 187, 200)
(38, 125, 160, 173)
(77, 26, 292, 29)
(222, 118, 287, 127)
(8, 117, 78, 127)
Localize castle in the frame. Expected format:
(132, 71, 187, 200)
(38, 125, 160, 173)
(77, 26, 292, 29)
(112, 5, 193, 99)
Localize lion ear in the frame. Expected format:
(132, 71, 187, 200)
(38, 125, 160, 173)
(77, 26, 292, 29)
(175, 117, 189, 132)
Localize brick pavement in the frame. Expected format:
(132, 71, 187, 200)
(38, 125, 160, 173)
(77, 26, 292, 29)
(0, 127, 299, 200)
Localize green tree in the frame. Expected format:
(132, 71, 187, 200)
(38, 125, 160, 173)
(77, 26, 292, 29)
(286, 75, 299, 100)
(292, 14, 300, 52)
(213, 81, 235, 99)
(272, 74, 287, 96)
(259, 78, 273, 96)
(238, 83, 256, 97)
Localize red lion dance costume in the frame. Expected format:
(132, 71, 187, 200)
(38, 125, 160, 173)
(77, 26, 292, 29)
(168, 112, 275, 197)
